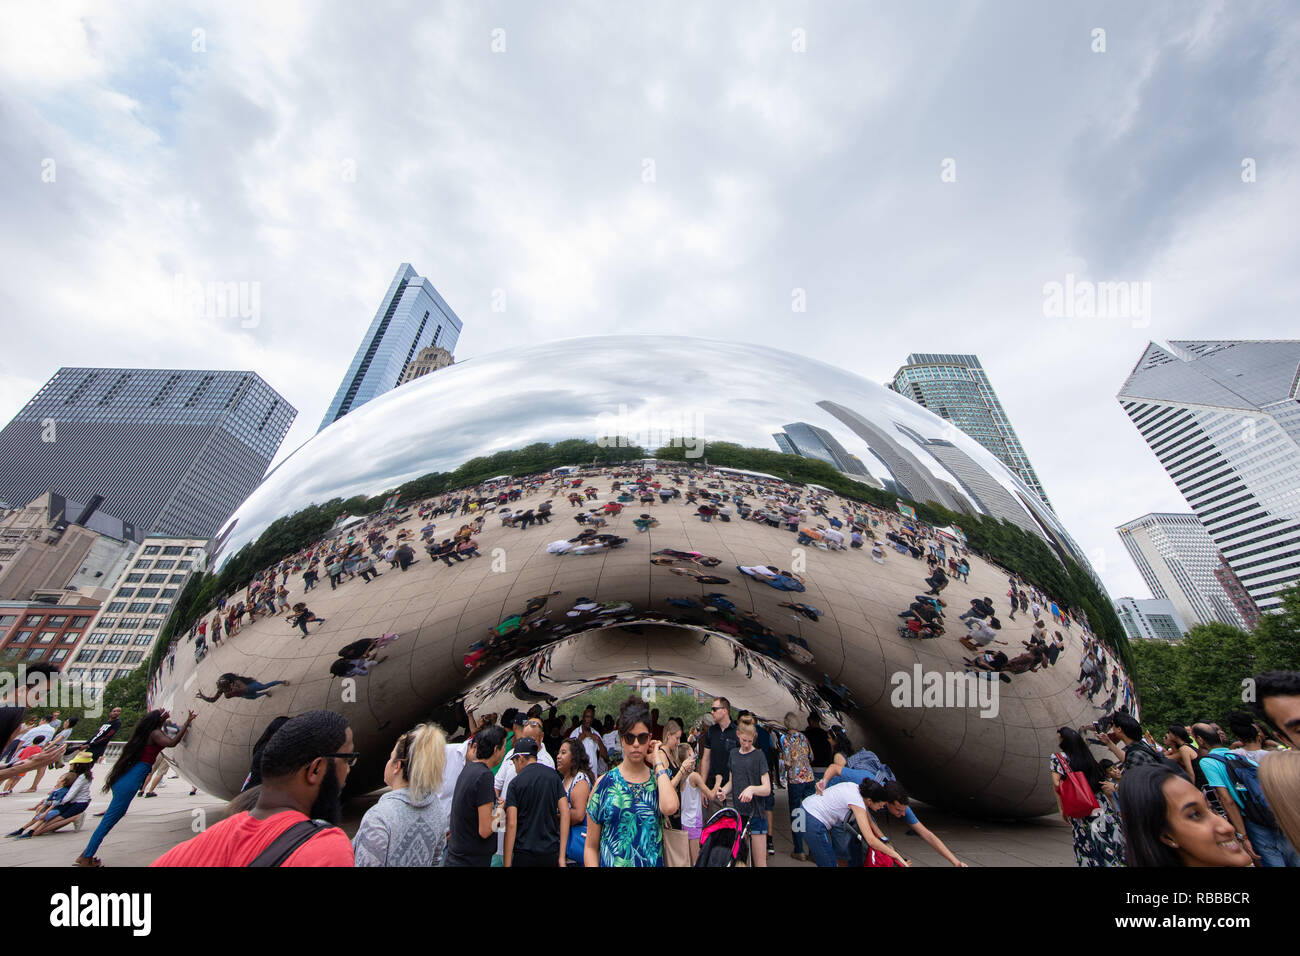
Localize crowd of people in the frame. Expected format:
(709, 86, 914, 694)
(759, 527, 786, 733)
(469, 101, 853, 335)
(1049, 675, 1300, 867)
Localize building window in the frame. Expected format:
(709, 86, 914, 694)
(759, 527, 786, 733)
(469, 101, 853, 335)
(0, 615, 15, 627)
(13, 631, 33, 643)
(36, 631, 57, 643)
(117, 588, 136, 598)
(98, 650, 123, 664)
(133, 634, 153, 645)
(162, 546, 183, 556)
(127, 602, 150, 613)
(51, 649, 68, 661)
(134, 560, 153, 570)
(22, 616, 43, 627)
(117, 618, 142, 629)
(145, 574, 167, 584)
(90, 669, 111, 682)
(124, 574, 143, 584)
(67, 668, 85, 680)
(87, 632, 110, 645)
(98, 618, 116, 629)
(24, 648, 46, 661)
(108, 633, 132, 645)
(142, 546, 160, 556)
(46, 616, 68, 626)
(136, 588, 158, 598)
(154, 560, 176, 570)
(75, 650, 97, 663)
(60, 631, 78, 643)
(160, 588, 178, 598)
(168, 575, 186, 584)
(123, 652, 144, 664)
(107, 602, 127, 613)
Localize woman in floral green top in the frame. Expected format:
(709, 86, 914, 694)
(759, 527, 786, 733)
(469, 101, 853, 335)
(585, 696, 680, 867)
(780, 712, 817, 861)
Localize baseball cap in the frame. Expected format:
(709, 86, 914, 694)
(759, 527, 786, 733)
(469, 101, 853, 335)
(510, 737, 540, 758)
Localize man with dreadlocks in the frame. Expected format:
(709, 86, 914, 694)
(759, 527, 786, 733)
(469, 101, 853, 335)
(151, 710, 356, 866)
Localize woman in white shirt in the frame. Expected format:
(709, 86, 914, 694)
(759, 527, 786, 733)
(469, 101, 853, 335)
(799, 780, 908, 867)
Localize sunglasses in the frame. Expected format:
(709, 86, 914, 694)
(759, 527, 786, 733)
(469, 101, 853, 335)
(320, 752, 360, 767)
(621, 732, 651, 746)
(711, 706, 726, 712)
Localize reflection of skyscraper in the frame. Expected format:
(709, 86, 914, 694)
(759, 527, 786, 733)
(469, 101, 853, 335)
(891, 353, 1052, 509)
(319, 264, 463, 431)
(0, 368, 295, 539)
(918, 438, 1041, 536)
(773, 422, 879, 484)
(1116, 512, 1248, 630)
(1118, 340, 1300, 614)
(817, 401, 961, 510)
(1115, 596, 1188, 641)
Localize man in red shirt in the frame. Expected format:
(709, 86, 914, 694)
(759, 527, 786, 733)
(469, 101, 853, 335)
(152, 710, 356, 867)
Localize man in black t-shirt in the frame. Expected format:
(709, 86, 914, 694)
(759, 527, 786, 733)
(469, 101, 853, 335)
(79, 708, 123, 764)
(445, 726, 506, 867)
(699, 698, 739, 804)
(503, 738, 569, 867)
(803, 713, 832, 773)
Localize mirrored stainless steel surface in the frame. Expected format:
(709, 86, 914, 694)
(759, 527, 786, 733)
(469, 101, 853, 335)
(151, 335, 1129, 817)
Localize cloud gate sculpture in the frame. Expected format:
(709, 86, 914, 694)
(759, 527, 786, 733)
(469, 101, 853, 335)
(151, 336, 1131, 818)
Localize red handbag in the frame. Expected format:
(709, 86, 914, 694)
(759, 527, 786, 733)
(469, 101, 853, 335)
(1055, 753, 1100, 818)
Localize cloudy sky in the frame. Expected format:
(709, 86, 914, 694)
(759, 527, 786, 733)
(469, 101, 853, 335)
(2, 0, 1297, 600)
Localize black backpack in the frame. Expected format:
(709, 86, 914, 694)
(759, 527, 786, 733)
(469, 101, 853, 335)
(247, 819, 337, 867)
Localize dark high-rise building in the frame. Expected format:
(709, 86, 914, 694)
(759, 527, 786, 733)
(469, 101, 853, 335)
(319, 263, 464, 431)
(0, 368, 295, 539)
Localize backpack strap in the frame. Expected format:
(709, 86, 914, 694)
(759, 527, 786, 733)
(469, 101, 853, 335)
(247, 819, 335, 867)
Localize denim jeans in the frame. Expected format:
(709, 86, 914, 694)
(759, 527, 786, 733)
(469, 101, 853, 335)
(788, 781, 816, 853)
(1246, 820, 1300, 867)
(803, 814, 840, 867)
(241, 680, 286, 699)
(82, 760, 152, 859)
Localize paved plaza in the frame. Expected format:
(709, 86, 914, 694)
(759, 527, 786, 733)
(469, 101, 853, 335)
(0, 772, 1077, 867)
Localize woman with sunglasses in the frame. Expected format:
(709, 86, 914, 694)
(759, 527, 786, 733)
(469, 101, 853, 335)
(353, 724, 448, 867)
(584, 696, 680, 867)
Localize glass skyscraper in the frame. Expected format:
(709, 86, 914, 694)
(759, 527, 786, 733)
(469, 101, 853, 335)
(0, 368, 295, 540)
(1118, 340, 1300, 614)
(318, 263, 464, 431)
(890, 353, 1052, 509)
(1116, 512, 1248, 630)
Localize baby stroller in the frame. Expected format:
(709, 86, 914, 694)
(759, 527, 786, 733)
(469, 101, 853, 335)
(694, 807, 756, 868)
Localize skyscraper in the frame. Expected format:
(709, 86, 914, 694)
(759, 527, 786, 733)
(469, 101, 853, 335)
(1116, 512, 1248, 630)
(0, 368, 295, 539)
(890, 353, 1052, 509)
(1118, 340, 1300, 614)
(319, 263, 463, 431)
